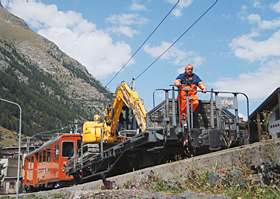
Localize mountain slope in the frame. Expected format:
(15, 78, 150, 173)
(0, 3, 112, 140)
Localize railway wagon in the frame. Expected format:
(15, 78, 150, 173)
(23, 134, 81, 191)
(65, 86, 249, 183)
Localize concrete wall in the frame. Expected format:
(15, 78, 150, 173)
(88, 138, 280, 190)
(7, 159, 19, 177)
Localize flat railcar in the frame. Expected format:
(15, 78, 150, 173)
(23, 134, 81, 191)
(65, 87, 250, 183)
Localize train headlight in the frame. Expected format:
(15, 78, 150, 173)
(61, 167, 66, 173)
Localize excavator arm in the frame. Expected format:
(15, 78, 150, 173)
(104, 80, 146, 135)
(82, 80, 146, 146)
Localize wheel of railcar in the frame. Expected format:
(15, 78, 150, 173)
(73, 174, 81, 185)
(23, 186, 27, 193)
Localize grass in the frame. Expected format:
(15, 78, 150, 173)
(0, 193, 66, 199)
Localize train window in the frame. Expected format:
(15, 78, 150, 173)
(54, 143, 59, 160)
(62, 141, 74, 158)
(43, 150, 46, 164)
(31, 156, 34, 169)
(39, 152, 42, 165)
(47, 148, 51, 162)
(276, 107, 279, 120)
(28, 158, 30, 169)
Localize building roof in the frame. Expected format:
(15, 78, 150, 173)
(250, 87, 280, 121)
(0, 146, 38, 150)
(3, 176, 22, 180)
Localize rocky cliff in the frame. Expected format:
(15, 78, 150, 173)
(0, 3, 111, 105)
(0, 3, 112, 139)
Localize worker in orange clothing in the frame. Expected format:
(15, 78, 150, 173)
(174, 64, 207, 119)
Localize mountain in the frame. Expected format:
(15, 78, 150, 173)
(0, 3, 112, 143)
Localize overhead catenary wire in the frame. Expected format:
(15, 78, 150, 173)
(105, 0, 180, 88)
(135, 0, 218, 81)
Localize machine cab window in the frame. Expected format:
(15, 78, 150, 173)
(117, 105, 138, 131)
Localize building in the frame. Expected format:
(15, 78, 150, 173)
(249, 87, 280, 142)
(0, 145, 38, 194)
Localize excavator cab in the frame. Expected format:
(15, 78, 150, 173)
(116, 105, 140, 139)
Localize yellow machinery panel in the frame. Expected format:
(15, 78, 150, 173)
(82, 121, 102, 144)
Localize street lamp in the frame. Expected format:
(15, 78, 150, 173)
(0, 98, 22, 199)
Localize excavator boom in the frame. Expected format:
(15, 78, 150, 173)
(82, 80, 146, 146)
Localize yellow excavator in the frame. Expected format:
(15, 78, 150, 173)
(82, 79, 147, 148)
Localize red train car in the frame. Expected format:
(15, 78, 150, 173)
(23, 134, 81, 191)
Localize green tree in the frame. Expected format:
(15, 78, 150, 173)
(0, 162, 6, 181)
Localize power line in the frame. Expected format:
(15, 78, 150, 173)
(135, 0, 218, 81)
(105, 0, 179, 88)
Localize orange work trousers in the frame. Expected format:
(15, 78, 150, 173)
(178, 86, 199, 119)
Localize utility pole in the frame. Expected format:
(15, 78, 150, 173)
(0, 98, 22, 199)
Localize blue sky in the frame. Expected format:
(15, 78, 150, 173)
(2, 0, 280, 120)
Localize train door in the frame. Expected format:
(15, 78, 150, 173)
(33, 153, 38, 186)
(59, 140, 75, 180)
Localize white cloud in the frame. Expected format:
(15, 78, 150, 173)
(229, 30, 280, 62)
(172, 9, 183, 17)
(143, 41, 205, 70)
(4, 0, 134, 79)
(130, 1, 147, 11)
(6, 0, 86, 30)
(237, 5, 248, 21)
(215, 7, 280, 103)
(166, 0, 193, 17)
(105, 13, 148, 37)
(107, 26, 139, 38)
(38, 27, 133, 79)
(238, 112, 248, 121)
(210, 59, 280, 100)
(247, 14, 280, 30)
(271, 0, 280, 13)
(106, 13, 148, 26)
(222, 14, 231, 19)
(251, 0, 262, 8)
